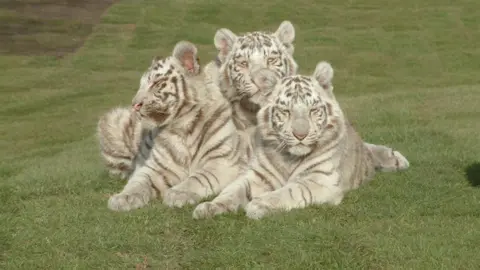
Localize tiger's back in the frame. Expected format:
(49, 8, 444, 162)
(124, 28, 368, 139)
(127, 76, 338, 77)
(335, 121, 377, 190)
(96, 107, 147, 179)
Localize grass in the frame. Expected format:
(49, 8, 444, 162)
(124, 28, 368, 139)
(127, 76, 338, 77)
(1, 0, 480, 268)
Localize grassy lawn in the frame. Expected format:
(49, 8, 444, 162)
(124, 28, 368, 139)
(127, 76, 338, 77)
(1, 0, 480, 268)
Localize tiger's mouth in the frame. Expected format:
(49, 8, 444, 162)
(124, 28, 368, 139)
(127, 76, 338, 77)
(287, 144, 312, 156)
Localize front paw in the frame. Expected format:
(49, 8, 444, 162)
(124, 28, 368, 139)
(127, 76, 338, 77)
(108, 169, 131, 180)
(244, 200, 271, 220)
(108, 192, 149, 212)
(393, 150, 410, 171)
(192, 202, 228, 219)
(163, 189, 201, 208)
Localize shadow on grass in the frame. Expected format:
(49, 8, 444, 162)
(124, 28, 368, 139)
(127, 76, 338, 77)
(465, 162, 480, 187)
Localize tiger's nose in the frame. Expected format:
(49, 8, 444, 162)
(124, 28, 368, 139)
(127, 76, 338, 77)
(292, 131, 307, 140)
(133, 102, 143, 111)
(291, 116, 309, 141)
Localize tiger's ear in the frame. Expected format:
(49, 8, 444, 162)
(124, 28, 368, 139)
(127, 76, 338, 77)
(274, 21, 295, 55)
(313, 61, 334, 91)
(214, 28, 237, 62)
(172, 41, 200, 75)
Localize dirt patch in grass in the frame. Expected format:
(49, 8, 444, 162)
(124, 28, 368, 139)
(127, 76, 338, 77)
(0, 0, 119, 57)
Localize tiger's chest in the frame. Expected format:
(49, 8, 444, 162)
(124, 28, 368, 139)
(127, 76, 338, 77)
(156, 128, 220, 168)
(154, 132, 192, 168)
(231, 98, 260, 130)
(261, 146, 337, 183)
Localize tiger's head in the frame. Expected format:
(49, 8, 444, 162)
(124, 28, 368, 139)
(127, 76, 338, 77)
(214, 21, 298, 104)
(131, 41, 201, 127)
(254, 61, 345, 157)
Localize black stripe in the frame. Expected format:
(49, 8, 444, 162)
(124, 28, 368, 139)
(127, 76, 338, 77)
(162, 140, 182, 165)
(102, 149, 131, 160)
(298, 181, 313, 204)
(308, 169, 334, 176)
(245, 180, 252, 201)
(191, 105, 230, 161)
(252, 169, 275, 191)
(197, 172, 214, 192)
(150, 150, 176, 186)
(189, 175, 206, 191)
(204, 170, 220, 185)
(198, 135, 231, 163)
(288, 187, 295, 200)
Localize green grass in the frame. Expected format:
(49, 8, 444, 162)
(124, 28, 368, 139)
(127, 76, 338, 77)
(2, 0, 480, 269)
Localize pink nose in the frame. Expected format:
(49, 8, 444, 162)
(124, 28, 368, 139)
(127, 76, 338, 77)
(133, 102, 143, 111)
(292, 131, 307, 140)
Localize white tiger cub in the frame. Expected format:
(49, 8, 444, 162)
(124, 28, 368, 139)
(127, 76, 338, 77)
(193, 61, 409, 220)
(108, 41, 246, 211)
(211, 21, 409, 173)
(96, 57, 176, 180)
(97, 49, 221, 180)
(213, 21, 298, 130)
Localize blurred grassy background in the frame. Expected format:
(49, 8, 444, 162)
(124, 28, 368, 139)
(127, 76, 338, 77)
(1, 0, 479, 269)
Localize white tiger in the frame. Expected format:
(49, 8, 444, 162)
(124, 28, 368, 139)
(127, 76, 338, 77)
(193, 61, 410, 220)
(107, 41, 246, 211)
(96, 46, 221, 180)
(210, 20, 408, 175)
(213, 21, 298, 130)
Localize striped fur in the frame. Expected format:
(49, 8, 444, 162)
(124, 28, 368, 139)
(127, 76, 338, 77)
(193, 61, 409, 220)
(107, 41, 247, 211)
(214, 21, 298, 130)
(96, 55, 173, 179)
(96, 47, 222, 180)
(96, 106, 158, 180)
(211, 21, 401, 170)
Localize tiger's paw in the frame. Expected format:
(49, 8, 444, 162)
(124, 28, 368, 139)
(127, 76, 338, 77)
(108, 192, 149, 212)
(245, 200, 271, 220)
(107, 169, 131, 180)
(393, 150, 410, 171)
(163, 189, 201, 208)
(192, 202, 228, 219)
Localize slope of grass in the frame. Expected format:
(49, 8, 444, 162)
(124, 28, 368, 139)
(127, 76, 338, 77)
(1, 0, 480, 269)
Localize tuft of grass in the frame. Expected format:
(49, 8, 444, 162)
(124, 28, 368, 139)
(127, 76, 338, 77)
(1, 0, 480, 269)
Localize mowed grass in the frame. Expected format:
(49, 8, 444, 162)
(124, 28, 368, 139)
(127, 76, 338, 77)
(1, 0, 480, 268)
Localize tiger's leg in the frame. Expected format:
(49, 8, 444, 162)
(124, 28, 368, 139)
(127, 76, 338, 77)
(163, 152, 246, 208)
(364, 142, 410, 172)
(245, 173, 343, 220)
(162, 170, 229, 208)
(97, 107, 144, 179)
(107, 165, 164, 211)
(163, 133, 247, 208)
(192, 169, 274, 219)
